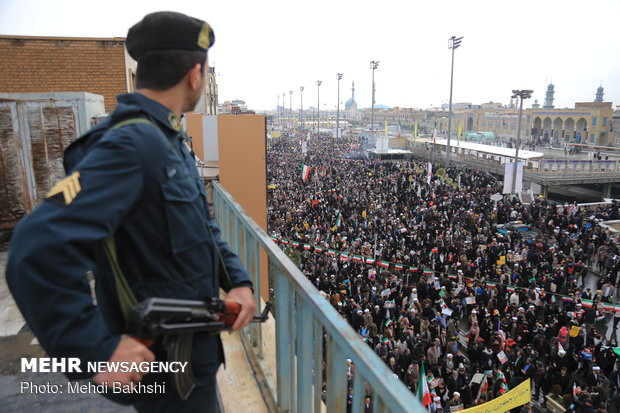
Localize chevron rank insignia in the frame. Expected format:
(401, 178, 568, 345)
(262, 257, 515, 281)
(46, 171, 81, 205)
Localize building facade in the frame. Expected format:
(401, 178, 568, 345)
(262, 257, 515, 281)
(0, 35, 135, 113)
(529, 101, 614, 145)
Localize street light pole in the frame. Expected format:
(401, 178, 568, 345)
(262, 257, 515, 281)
(277, 95, 280, 125)
(336, 73, 343, 138)
(370, 61, 379, 149)
(300, 86, 304, 129)
(511, 89, 533, 195)
(446, 36, 463, 169)
(316, 80, 322, 135)
(289, 90, 293, 128)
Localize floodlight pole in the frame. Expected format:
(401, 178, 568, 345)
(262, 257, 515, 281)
(511, 89, 533, 194)
(446, 36, 463, 169)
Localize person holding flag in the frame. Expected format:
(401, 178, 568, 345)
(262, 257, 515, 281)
(417, 362, 433, 407)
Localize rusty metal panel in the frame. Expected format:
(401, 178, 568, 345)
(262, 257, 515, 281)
(30, 106, 77, 204)
(0, 105, 27, 245)
(0, 98, 80, 248)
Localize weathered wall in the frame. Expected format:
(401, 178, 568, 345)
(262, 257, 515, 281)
(0, 36, 130, 113)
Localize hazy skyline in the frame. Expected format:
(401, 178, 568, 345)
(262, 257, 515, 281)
(1, 0, 619, 111)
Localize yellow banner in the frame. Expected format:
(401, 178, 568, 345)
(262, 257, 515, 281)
(461, 379, 531, 413)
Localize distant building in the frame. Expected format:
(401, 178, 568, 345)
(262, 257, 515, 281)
(595, 85, 605, 103)
(543, 83, 555, 109)
(195, 66, 218, 115)
(218, 100, 255, 115)
(530, 100, 613, 145)
(345, 81, 357, 111)
(612, 106, 620, 146)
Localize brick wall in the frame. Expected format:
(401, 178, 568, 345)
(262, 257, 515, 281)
(0, 36, 129, 113)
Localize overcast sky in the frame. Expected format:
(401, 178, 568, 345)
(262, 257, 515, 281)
(1, 0, 619, 111)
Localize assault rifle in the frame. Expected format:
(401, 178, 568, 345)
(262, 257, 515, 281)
(127, 297, 271, 400)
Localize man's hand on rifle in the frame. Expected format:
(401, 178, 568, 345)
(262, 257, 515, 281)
(92, 335, 155, 386)
(226, 286, 257, 332)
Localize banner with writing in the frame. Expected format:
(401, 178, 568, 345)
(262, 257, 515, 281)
(460, 379, 531, 413)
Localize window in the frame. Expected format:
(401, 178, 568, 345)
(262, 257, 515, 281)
(602, 117, 607, 126)
(592, 117, 597, 126)
(591, 134, 595, 143)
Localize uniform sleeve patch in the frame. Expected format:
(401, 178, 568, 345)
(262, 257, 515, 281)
(46, 171, 81, 205)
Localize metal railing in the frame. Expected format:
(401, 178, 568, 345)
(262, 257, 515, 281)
(212, 181, 423, 413)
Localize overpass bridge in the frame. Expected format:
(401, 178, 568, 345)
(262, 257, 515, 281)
(414, 146, 620, 199)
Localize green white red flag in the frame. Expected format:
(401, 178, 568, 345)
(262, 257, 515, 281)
(417, 362, 432, 406)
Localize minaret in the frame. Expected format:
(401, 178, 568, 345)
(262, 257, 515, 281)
(543, 83, 555, 108)
(532, 98, 540, 109)
(351, 81, 355, 101)
(595, 85, 604, 102)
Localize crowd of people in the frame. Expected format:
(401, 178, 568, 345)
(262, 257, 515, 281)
(267, 131, 620, 412)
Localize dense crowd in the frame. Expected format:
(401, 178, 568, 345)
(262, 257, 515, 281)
(267, 131, 620, 412)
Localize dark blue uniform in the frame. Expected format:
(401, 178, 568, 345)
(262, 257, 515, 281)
(6, 92, 252, 402)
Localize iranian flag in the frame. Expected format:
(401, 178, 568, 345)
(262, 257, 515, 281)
(365, 257, 375, 264)
(352, 255, 363, 263)
(409, 267, 419, 272)
(581, 299, 594, 308)
(496, 370, 509, 394)
(417, 362, 432, 406)
(327, 249, 336, 256)
(334, 211, 342, 227)
(378, 261, 390, 268)
(303, 244, 311, 250)
(302, 164, 311, 181)
(394, 263, 404, 270)
(314, 247, 323, 253)
(423, 270, 434, 276)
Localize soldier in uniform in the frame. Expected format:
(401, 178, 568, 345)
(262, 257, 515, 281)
(6, 11, 255, 413)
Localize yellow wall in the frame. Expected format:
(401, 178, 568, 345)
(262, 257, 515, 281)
(217, 115, 269, 301)
(186, 113, 205, 161)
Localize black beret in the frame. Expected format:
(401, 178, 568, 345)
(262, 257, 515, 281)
(126, 11, 215, 60)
